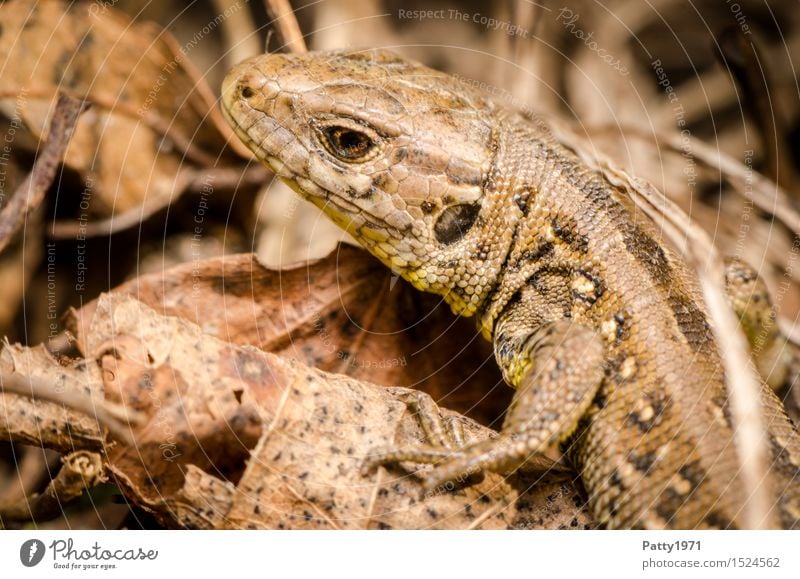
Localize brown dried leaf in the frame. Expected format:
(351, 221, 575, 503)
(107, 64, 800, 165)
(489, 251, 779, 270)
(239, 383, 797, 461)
(0, 343, 106, 451)
(70, 294, 590, 529)
(71, 244, 511, 425)
(0, 0, 251, 236)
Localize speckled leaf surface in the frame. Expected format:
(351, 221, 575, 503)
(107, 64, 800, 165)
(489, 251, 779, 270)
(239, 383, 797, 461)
(0, 343, 106, 452)
(66, 294, 592, 529)
(73, 244, 512, 426)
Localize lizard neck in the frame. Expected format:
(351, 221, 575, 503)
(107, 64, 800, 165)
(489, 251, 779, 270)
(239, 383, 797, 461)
(435, 113, 533, 320)
(470, 112, 559, 339)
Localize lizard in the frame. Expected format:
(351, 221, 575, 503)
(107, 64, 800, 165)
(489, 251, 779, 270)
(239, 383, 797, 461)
(220, 48, 800, 529)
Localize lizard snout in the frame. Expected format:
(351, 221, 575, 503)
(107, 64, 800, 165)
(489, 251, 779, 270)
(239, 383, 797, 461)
(221, 58, 277, 111)
(221, 53, 305, 119)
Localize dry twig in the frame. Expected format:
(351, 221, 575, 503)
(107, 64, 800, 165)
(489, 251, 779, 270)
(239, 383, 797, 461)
(0, 451, 105, 522)
(0, 94, 86, 254)
(0, 372, 142, 446)
(264, 0, 307, 53)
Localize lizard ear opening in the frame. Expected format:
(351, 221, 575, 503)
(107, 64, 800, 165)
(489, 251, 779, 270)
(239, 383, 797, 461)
(434, 203, 480, 244)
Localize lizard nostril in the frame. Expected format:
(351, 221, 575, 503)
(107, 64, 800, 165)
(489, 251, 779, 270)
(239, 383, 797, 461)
(241, 85, 255, 99)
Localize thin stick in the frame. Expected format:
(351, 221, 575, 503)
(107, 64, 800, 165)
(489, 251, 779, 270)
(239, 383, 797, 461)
(0, 94, 86, 254)
(0, 451, 104, 522)
(48, 164, 269, 239)
(263, 0, 307, 54)
(587, 123, 800, 240)
(0, 372, 142, 446)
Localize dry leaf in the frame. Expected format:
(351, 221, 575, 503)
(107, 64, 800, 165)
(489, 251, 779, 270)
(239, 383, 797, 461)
(0, 0, 256, 236)
(60, 293, 591, 529)
(71, 244, 511, 426)
(0, 343, 106, 451)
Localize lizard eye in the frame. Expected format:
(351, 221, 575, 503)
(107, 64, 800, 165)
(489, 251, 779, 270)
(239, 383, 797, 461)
(434, 203, 480, 244)
(316, 120, 381, 163)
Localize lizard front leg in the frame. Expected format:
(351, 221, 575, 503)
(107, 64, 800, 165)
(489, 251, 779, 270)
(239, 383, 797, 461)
(366, 293, 605, 491)
(724, 258, 800, 426)
(724, 258, 790, 389)
(724, 258, 800, 524)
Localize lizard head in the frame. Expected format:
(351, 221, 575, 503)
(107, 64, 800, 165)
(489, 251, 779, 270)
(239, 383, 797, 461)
(222, 49, 513, 316)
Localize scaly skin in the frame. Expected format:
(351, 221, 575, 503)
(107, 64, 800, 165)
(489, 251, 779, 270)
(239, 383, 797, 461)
(221, 49, 800, 529)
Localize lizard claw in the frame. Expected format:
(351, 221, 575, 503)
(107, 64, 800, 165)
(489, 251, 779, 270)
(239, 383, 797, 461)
(360, 445, 458, 477)
(362, 444, 487, 497)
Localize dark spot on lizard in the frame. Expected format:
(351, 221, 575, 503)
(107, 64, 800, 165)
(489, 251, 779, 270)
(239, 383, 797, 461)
(592, 387, 608, 410)
(434, 203, 480, 244)
(606, 351, 631, 384)
(472, 240, 491, 260)
(519, 241, 554, 265)
(628, 451, 657, 474)
(420, 199, 436, 213)
(605, 494, 620, 520)
(620, 221, 671, 284)
(512, 188, 532, 216)
(345, 184, 374, 199)
(702, 510, 733, 529)
(505, 289, 523, 310)
(614, 312, 629, 342)
(655, 486, 690, 523)
(678, 460, 706, 492)
(626, 391, 672, 433)
(710, 393, 734, 428)
(445, 164, 483, 187)
(571, 269, 604, 305)
(667, 293, 715, 354)
(495, 333, 516, 362)
(371, 174, 392, 192)
(551, 217, 589, 253)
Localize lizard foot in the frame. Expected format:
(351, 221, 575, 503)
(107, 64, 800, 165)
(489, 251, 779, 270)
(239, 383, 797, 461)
(362, 389, 483, 487)
(363, 389, 562, 493)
